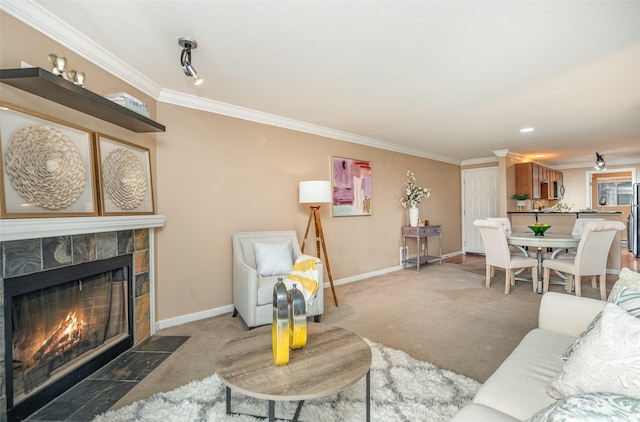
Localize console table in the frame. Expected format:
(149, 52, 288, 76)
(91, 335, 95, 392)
(402, 225, 443, 271)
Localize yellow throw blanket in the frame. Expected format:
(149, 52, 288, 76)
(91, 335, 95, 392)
(285, 255, 320, 306)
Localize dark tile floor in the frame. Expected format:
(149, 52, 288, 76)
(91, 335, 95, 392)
(25, 336, 189, 422)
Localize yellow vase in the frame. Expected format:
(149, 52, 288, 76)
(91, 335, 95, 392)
(289, 284, 307, 349)
(272, 278, 289, 365)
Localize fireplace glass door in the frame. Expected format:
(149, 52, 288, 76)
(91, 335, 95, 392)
(5, 255, 132, 411)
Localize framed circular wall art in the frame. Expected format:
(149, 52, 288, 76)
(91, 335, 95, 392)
(94, 132, 154, 215)
(0, 101, 98, 218)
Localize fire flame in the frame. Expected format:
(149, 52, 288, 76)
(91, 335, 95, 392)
(34, 311, 86, 363)
(62, 312, 81, 336)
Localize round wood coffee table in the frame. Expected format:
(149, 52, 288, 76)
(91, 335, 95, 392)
(215, 323, 372, 421)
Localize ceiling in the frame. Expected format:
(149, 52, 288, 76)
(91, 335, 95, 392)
(5, 1, 640, 167)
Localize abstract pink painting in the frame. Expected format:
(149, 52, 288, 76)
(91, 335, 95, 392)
(332, 156, 372, 216)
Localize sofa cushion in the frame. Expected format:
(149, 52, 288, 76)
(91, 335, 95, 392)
(548, 302, 640, 399)
(527, 392, 640, 422)
(472, 328, 576, 420)
(450, 403, 519, 422)
(256, 275, 281, 306)
(253, 240, 293, 277)
(609, 267, 640, 299)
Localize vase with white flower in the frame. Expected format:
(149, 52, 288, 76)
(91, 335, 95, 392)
(401, 171, 431, 227)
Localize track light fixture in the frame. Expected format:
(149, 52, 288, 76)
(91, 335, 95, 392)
(594, 152, 606, 171)
(179, 36, 203, 86)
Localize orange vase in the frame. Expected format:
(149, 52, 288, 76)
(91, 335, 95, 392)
(272, 278, 289, 365)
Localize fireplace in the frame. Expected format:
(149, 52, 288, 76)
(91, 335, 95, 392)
(0, 218, 164, 419)
(4, 254, 134, 421)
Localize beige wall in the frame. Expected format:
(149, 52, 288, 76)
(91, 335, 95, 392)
(155, 103, 462, 319)
(1, 13, 462, 323)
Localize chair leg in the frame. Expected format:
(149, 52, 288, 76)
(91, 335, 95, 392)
(543, 267, 550, 293)
(531, 266, 539, 293)
(575, 276, 582, 297)
(565, 275, 573, 293)
(485, 265, 492, 288)
(232, 308, 238, 317)
(599, 273, 607, 301)
(505, 270, 511, 294)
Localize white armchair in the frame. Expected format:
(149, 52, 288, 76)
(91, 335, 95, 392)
(232, 231, 324, 328)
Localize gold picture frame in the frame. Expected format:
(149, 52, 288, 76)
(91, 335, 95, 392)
(94, 132, 154, 215)
(0, 101, 98, 218)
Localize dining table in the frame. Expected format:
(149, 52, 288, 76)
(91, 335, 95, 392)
(506, 232, 581, 293)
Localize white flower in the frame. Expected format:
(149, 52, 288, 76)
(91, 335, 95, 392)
(401, 170, 431, 208)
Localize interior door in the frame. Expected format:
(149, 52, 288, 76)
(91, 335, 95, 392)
(463, 167, 499, 254)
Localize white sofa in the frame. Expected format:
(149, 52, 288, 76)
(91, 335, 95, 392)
(451, 292, 606, 421)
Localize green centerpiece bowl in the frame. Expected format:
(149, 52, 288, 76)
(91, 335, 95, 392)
(528, 224, 551, 236)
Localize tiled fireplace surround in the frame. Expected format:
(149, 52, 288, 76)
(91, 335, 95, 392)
(0, 215, 165, 418)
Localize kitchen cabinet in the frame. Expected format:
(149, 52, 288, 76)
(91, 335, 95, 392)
(515, 163, 563, 199)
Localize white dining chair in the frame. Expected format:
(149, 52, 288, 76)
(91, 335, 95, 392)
(544, 217, 606, 271)
(473, 219, 539, 294)
(571, 218, 606, 236)
(486, 217, 512, 235)
(542, 221, 625, 300)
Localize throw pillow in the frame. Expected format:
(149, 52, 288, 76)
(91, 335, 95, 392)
(548, 302, 640, 399)
(253, 241, 293, 277)
(527, 392, 640, 422)
(562, 287, 640, 360)
(609, 287, 640, 317)
(609, 267, 640, 300)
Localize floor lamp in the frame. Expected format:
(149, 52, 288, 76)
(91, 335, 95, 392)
(299, 180, 338, 306)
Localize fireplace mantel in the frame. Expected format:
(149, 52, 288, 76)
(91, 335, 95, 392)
(0, 215, 166, 242)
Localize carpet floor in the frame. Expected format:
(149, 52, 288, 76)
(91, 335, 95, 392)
(92, 340, 481, 422)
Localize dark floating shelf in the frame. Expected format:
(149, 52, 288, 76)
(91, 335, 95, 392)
(0, 67, 165, 133)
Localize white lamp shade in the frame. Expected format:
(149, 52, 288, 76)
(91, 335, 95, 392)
(299, 180, 332, 204)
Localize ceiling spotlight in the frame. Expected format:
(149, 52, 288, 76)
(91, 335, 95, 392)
(179, 36, 203, 86)
(520, 127, 535, 133)
(594, 152, 606, 171)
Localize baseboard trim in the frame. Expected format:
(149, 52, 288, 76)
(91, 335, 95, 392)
(157, 304, 235, 331)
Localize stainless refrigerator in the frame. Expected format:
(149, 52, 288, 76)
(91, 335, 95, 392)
(632, 183, 640, 257)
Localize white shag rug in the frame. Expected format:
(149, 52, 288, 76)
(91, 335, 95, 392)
(92, 340, 480, 422)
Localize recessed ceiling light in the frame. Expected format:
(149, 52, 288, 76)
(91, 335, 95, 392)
(520, 127, 535, 133)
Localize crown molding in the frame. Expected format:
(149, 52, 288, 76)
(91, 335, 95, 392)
(158, 89, 461, 165)
(493, 149, 524, 161)
(1, 0, 163, 98)
(460, 156, 499, 166)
